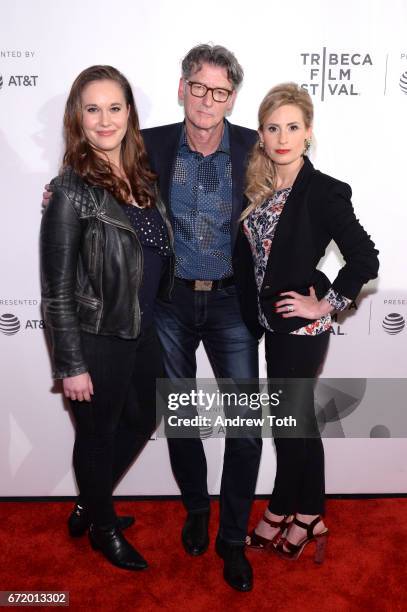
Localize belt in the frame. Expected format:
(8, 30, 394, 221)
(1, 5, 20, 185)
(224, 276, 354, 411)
(174, 276, 235, 291)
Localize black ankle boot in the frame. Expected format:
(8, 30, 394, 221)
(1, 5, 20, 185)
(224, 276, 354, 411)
(215, 535, 253, 591)
(181, 511, 210, 556)
(68, 503, 135, 537)
(89, 524, 147, 571)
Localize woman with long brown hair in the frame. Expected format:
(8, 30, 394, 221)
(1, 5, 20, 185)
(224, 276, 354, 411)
(40, 65, 173, 570)
(238, 83, 379, 561)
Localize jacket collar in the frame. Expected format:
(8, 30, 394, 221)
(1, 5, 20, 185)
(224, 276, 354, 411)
(287, 155, 314, 196)
(179, 121, 231, 155)
(94, 188, 138, 235)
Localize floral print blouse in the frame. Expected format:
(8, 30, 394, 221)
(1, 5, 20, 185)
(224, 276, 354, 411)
(243, 188, 350, 335)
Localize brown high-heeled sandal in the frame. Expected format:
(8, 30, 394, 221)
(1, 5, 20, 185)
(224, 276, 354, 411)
(246, 514, 293, 551)
(273, 516, 329, 563)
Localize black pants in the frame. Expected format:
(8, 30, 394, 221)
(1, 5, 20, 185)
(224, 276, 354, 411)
(265, 331, 330, 515)
(155, 283, 262, 545)
(69, 325, 163, 526)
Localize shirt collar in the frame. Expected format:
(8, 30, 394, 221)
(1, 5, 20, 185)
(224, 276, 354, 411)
(179, 121, 230, 155)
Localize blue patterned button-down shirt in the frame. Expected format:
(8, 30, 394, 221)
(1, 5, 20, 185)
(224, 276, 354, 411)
(170, 123, 233, 280)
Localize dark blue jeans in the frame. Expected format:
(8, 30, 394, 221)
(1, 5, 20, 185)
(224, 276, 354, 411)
(155, 281, 261, 544)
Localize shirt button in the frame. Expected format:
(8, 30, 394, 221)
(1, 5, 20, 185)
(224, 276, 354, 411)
(198, 185, 203, 190)
(199, 236, 203, 240)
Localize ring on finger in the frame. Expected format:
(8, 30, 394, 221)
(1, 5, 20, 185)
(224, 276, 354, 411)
(286, 305, 294, 313)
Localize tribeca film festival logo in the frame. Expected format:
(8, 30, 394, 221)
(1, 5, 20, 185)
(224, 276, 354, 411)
(300, 49, 373, 101)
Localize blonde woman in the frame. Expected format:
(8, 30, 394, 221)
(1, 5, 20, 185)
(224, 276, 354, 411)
(236, 83, 379, 561)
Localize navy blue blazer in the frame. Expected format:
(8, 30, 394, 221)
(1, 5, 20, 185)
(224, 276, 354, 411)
(141, 121, 263, 338)
(141, 120, 257, 248)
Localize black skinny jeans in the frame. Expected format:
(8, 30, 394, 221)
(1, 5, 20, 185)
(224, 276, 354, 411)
(69, 324, 163, 526)
(265, 331, 330, 516)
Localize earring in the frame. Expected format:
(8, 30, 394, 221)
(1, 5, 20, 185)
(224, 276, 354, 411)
(258, 140, 264, 150)
(304, 138, 311, 154)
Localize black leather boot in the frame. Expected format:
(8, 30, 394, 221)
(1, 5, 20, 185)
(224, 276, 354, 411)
(89, 524, 147, 571)
(68, 503, 135, 537)
(215, 535, 253, 591)
(181, 511, 210, 556)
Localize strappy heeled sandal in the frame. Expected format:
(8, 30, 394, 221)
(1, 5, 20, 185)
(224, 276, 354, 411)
(246, 514, 293, 551)
(273, 515, 329, 563)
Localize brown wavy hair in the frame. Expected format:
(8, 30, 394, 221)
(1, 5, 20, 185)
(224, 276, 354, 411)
(241, 82, 313, 219)
(62, 65, 156, 207)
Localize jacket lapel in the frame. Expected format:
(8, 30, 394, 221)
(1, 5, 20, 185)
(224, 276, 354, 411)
(153, 123, 183, 215)
(97, 189, 138, 235)
(261, 156, 314, 291)
(229, 121, 249, 248)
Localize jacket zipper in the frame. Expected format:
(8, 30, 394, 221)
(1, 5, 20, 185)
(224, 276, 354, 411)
(90, 228, 98, 275)
(99, 211, 143, 336)
(75, 293, 99, 309)
(155, 197, 175, 297)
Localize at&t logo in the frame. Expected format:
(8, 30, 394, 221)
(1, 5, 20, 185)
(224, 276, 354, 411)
(0, 312, 45, 335)
(0, 313, 20, 335)
(0, 75, 38, 89)
(400, 71, 407, 94)
(382, 313, 405, 335)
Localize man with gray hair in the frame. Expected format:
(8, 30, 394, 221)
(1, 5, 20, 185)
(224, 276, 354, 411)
(142, 44, 262, 592)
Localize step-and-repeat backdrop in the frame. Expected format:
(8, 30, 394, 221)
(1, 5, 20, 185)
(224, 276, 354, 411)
(1, 0, 406, 496)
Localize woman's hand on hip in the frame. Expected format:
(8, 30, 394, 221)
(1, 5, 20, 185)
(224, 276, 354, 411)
(63, 373, 94, 402)
(275, 287, 333, 320)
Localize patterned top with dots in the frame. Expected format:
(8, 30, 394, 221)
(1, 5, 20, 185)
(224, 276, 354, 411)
(120, 202, 171, 331)
(170, 124, 233, 280)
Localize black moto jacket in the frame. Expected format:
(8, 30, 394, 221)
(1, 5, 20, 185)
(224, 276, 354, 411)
(40, 167, 174, 379)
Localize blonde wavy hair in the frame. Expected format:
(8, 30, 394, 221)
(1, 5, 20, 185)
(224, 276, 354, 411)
(241, 83, 313, 220)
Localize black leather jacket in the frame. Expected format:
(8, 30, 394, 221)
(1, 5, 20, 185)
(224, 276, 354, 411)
(40, 167, 174, 379)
